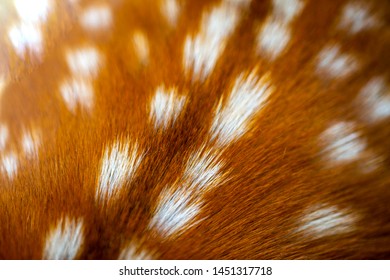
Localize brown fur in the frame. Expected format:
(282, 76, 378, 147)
(0, 0, 389, 259)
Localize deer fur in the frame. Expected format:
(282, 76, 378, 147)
(0, 0, 389, 259)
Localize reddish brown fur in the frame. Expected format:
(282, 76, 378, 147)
(0, 0, 389, 259)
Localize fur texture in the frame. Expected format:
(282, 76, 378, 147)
(0, 0, 389, 259)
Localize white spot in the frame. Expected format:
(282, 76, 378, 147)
(299, 204, 356, 238)
(66, 47, 102, 78)
(8, 23, 43, 58)
(0, 77, 6, 98)
(317, 44, 359, 80)
(210, 71, 273, 146)
(132, 31, 149, 64)
(97, 141, 143, 202)
(161, 0, 180, 26)
(256, 0, 303, 60)
(338, 2, 379, 34)
(43, 217, 84, 260)
(257, 19, 291, 60)
(320, 121, 366, 164)
(60, 78, 94, 113)
(272, 0, 304, 23)
(118, 243, 153, 260)
(1, 152, 18, 179)
(183, 2, 242, 80)
(14, 0, 51, 24)
(358, 152, 383, 174)
(10, 0, 51, 58)
(149, 147, 225, 238)
(357, 77, 390, 123)
(149, 188, 201, 238)
(61, 47, 101, 113)
(80, 5, 113, 32)
(223, 0, 252, 7)
(67, 0, 80, 6)
(150, 86, 186, 129)
(184, 148, 224, 192)
(21, 130, 40, 158)
(0, 125, 9, 151)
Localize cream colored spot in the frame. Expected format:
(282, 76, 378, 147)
(0, 76, 7, 99)
(66, 47, 102, 78)
(21, 129, 40, 158)
(61, 47, 102, 113)
(9, 0, 52, 58)
(358, 152, 384, 174)
(299, 204, 356, 238)
(184, 148, 224, 192)
(357, 77, 390, 123)
(210, 71, 273, 146)
(150, 86, 186, 129)
(118, 243, 154, 260)
(256, 0, 303, 60)
(60, 78, 94, 113)
(0, 125, 9, 151)
(132, 31, 149, 64)
(223, 0, 252, 7)
(43, 217, 84, 260)
(317, 44, 359, 80)
(319, 121, 366, 165)
(160, 0, 180, 26)
(338, 2, 379, 34)
(272, 0, 304, 23)
(14, 0, 51, 24)
(257, 19, 291, 60)
(1, 152, 18, 179)
(97, 140, 143, 202)
(8, 23, 43, 58)
(183, 2, 244, 80)
(80, 5, 113, 32)
(149, 146, 225, 238)
(149, 188, 202, 238)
